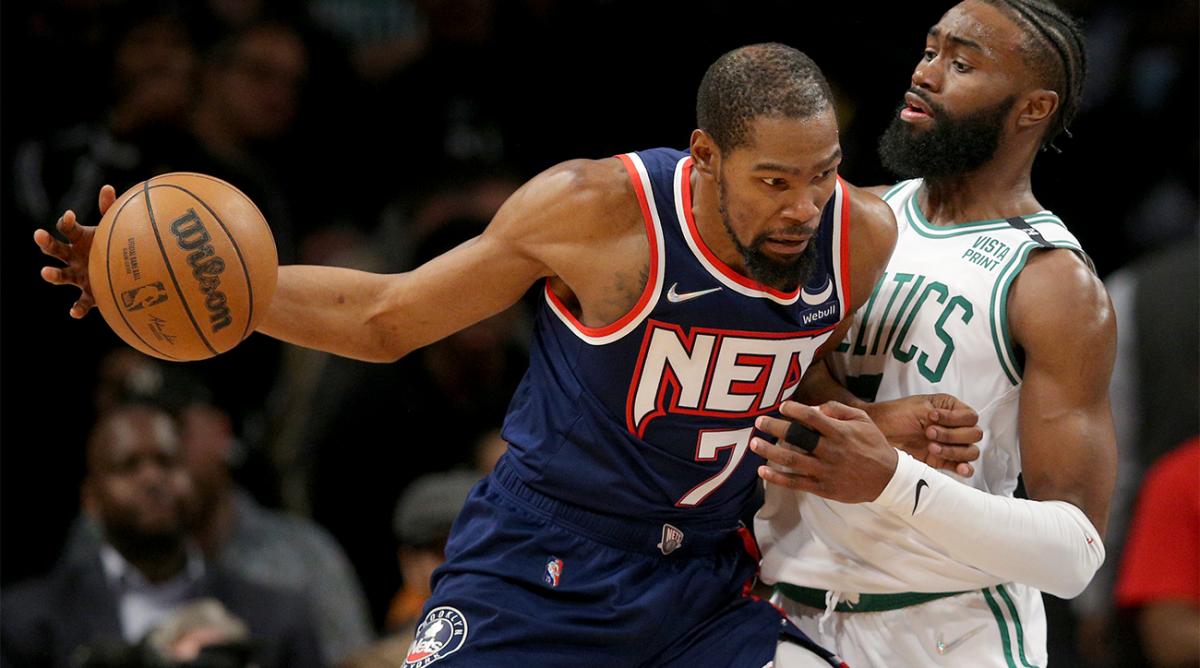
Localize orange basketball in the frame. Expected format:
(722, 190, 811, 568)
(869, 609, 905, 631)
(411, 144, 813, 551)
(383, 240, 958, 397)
(88, 173, 278, 362)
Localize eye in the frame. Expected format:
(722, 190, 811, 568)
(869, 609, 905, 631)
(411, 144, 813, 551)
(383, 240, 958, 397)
(923, 48, 936, 61)
(952, 60, 973, 73)
(761, 177, 787, 188)
(816, 168, 835, 182)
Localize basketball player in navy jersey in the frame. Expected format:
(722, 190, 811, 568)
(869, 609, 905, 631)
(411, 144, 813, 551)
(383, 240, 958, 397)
(38, 44, 982, 667)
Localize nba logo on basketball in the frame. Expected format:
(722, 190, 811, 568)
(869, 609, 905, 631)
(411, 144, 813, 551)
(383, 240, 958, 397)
(544, 557, 564, 588)
(403, 606, 468, 668)
(658, 523, 684, 555)
(121, 282, 168, 311)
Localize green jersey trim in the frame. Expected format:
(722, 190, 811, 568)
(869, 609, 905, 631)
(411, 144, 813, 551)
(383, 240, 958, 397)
(997, 584, 1038, 668)
(880, 180, 912, 203)
(990, 239, 1085, 384)
(983, 587, 1020, 668)
(903, 194, 1065, 239)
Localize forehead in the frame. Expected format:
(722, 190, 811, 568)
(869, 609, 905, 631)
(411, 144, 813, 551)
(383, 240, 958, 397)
(933, 1, 1025, 61)
(729, 110, 840, 169)
(98, 411, 180, 464)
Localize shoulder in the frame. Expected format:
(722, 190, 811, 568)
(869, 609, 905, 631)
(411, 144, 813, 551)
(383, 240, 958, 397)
(844, 182, 898, 242)
(842, 181, 898, 270)
(495, 158, 637, 230)
(1010, 248, 1115, 349)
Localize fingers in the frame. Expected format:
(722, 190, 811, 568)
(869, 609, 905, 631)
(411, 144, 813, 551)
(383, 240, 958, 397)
(33, 228, 70, 262)
(40, 266, 70, 285)
(750, 437, 821, 475)
(99, 185, 117, 215)
(71, 294, 95, 319)
(757, 463, 821, 493)
(778, 400, 855, 433)
(924, 423, 983, 445)
(928, 399, 979, 428)
(57, 210, 87, 243)
(927, 442, 981, 463)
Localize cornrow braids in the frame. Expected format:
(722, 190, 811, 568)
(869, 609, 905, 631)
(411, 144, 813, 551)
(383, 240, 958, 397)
(984, 0, 1087, 152)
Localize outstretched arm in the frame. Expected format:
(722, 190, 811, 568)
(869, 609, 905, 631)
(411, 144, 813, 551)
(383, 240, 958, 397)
(36, 160, 635, 363)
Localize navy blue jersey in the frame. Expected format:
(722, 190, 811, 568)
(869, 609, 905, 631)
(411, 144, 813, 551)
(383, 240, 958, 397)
(501, 147, 851, 530)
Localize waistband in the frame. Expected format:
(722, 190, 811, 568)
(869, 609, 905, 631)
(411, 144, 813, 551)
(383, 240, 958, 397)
(775, 583, 972, 613)
(490, 458, 742, 557)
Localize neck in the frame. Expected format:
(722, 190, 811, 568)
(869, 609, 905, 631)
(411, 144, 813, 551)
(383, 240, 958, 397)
(108, 534, 188, 584)
(920, 148, 1043, 226)
(192, 489, 237, 557)
(689, 165, 747, 274)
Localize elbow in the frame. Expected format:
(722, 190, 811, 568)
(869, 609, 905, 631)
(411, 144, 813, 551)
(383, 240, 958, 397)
(1041, 502, 1107, 599)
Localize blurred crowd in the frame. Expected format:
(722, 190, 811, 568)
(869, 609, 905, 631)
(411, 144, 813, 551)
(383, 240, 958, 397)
(2, 0, 1195, 666)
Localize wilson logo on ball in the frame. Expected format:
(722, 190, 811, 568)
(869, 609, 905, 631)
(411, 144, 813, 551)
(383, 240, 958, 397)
(169, 208, 233, 333)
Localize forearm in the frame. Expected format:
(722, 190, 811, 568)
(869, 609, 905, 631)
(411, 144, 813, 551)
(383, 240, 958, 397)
(795, 359, 869, 409)
(257, 265, 401, 363)
(1140, 603, 1200, 667)
(873, 451, 1105, 598)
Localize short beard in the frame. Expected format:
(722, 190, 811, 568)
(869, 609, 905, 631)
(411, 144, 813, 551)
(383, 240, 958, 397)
(717, 176, 818, 292)
(878, 91, 1015, 179)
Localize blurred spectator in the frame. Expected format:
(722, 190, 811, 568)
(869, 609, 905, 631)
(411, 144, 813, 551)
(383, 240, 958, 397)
(307, 0, 428, 83)
(178, 379, 376, 664)
(13, 8, 199, 232)
(0, 403, 322, 668)
(338, 470, 478, 667)
(1114, 438, 1200, 668)
(146, 599, 252, 665)
(70, 360, 375, 664)
(1072, 236, 1200, 664)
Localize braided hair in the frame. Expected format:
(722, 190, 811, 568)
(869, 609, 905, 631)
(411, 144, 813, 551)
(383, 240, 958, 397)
(983, 0, 1087, 152)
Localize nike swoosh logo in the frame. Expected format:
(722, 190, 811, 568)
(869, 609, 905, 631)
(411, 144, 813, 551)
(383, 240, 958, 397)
(800, 280, 833, 306)
(913, 479, 928, 515)
(936, 624, 986, 655)
(666, 283, 723, 303)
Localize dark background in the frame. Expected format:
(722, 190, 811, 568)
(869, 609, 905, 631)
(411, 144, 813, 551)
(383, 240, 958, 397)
(2, 0, 1196, 663)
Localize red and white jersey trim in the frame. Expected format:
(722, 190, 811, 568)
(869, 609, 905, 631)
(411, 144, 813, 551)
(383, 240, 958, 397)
(831, 175, 851, 317)
(674, 157, 850, 309)
(544, 153, 665, 345)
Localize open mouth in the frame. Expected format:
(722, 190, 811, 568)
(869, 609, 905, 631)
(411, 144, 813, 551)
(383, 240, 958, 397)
(901, 92, 933, 122)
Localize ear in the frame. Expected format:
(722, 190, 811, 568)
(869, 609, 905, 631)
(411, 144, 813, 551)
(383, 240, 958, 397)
(689, 129, 720, 177)
(1016, 89, 1059, 130)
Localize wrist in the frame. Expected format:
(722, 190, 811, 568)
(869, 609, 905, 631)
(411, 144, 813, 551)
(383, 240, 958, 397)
(872, 449, 927, 507)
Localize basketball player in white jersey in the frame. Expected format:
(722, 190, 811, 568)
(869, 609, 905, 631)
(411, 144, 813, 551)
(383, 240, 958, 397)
(752, 1, 1116, 666)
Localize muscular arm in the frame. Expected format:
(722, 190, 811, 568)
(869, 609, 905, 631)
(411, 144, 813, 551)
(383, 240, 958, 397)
(1009, 249, 1118, 536)
(257, 159, 639, 362)
(867, 249, 1116, 597)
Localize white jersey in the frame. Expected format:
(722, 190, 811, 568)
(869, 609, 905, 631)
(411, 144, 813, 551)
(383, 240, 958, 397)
(757, 178, 1090, 594)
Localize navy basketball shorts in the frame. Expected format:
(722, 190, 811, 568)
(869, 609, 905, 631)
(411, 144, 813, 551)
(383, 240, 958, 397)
(401, 460, 840, 667)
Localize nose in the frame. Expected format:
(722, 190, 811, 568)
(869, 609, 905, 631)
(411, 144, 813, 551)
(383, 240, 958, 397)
(912, 58, 940, 93)
(782, 191, 822, 223)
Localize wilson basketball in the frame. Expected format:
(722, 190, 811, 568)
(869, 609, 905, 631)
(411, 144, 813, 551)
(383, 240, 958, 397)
(88, 173, 278, 362)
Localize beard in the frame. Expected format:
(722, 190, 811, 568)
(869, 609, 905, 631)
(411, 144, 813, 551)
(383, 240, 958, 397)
(717, 176, 818, 293)
(878, 90, 1015, 179)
